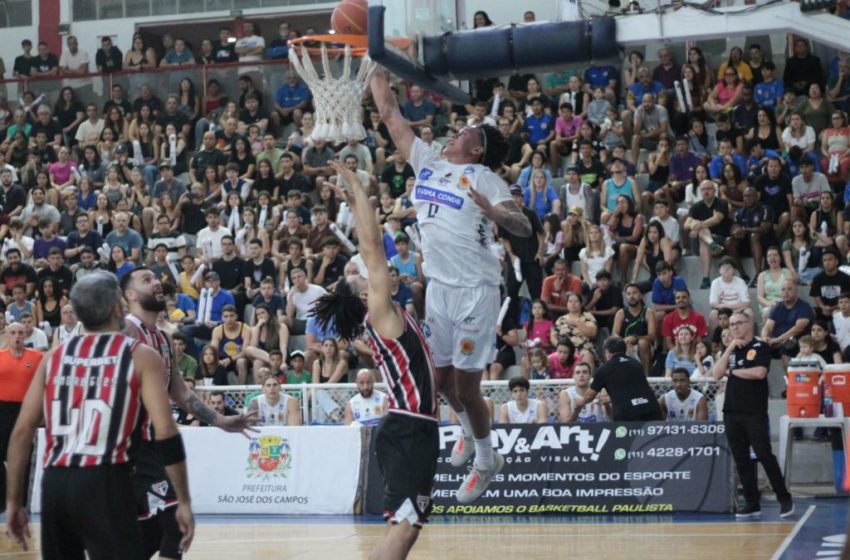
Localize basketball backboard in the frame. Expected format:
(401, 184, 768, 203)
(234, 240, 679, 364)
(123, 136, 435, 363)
(367, 0, 619, 104)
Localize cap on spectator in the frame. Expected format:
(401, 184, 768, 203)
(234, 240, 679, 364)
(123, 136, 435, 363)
(565, 164, 579, 173)
(567, 206, 583, 217)
(114, 144, 127, 155)
(800, 155, 814, 167)
(287, 350, 306, 364)
(311, 204, 328, 214)
(509, 184, 523, 196)
(159, 161, 173, 169)
(204, 271, 220, 281)
(394, 232, 410, 243)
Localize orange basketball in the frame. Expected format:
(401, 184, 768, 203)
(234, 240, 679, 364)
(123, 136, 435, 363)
(331, 0, 368, 36)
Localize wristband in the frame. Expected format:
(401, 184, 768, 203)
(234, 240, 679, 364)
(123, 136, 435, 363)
(157, 433, 186, 466)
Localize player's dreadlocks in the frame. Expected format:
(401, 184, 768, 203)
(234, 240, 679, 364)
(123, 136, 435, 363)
(310, 278, 367, 342)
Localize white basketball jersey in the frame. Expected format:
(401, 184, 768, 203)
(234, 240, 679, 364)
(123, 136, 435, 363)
(664, 389, 704, 421)
(507, 398, 541, 423)
(567, 387, 609, 423)
(408, 138, 512, 287)
(349, 390, 387, 426)
(54, 322, 82, 345)
(256, 393, 291, 426)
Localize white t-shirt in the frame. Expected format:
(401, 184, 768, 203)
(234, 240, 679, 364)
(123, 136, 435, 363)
(290, 283, 327, 321)
(25, 328, 49, 351)
(236, 35, 265, 63)
(566, 387, 609, 423)
(59, 49, 90, 88)
(709, 276, 750, 308)
(650, 215, 681, 244)
(781, 126, 816, 150)
(578, 246, 614, 281)
(195, 226, 233, 260)
(75, 119, 105, 145)
(408, 138, 512, 287)
(833, 312, 850, 351)
(791, 172, 831, 206)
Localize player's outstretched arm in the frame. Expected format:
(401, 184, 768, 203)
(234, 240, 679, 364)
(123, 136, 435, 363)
(136, 345, 195, 554)
(5, 353, 48, 551)
(327, 159, 402, 339)
(370, 69, 415, 162)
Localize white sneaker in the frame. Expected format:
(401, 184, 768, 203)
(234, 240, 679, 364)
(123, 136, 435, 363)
(456, 452, 504, 504)
(450, 436, 474, 468)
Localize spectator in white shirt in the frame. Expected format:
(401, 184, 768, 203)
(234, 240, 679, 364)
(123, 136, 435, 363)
(833, 293, 850, 352)
(709, 256, 753, 328)
(21, 312, 49, 350)
(196, 206, 233, 262)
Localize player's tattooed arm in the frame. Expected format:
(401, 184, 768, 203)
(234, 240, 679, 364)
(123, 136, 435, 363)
(468, 186, 531, 237)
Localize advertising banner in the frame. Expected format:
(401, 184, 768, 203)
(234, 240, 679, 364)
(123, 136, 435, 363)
(32, 426, 362, 515)
(429, 422, 734, 515)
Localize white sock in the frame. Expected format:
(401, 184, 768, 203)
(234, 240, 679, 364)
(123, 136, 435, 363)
(474, 435, 494, 469)
(456, 410, 474, 439)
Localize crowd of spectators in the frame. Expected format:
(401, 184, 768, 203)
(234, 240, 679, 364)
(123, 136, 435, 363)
(0, 12, 848, 427)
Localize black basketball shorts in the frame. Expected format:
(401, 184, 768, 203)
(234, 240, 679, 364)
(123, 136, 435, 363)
(375, 412, 440, 529)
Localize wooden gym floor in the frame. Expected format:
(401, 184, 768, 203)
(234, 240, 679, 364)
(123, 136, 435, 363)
(1, 507, 819, 560)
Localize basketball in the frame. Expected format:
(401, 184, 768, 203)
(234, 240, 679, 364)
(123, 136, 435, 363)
(331, 0, 368, 35)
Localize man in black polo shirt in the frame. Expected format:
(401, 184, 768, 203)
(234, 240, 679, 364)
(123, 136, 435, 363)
(570, 337, 661, 422)
(499, 184, 544, 320)
(713, 312, 793, 519)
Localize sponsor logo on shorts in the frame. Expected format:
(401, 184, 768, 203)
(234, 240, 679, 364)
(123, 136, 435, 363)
(416, 494, 431, 512)
(418, 168, 433, 180)
(415, 186, 464, 209)
(247, 435, 292, 480)
(460, 338, 476, 355)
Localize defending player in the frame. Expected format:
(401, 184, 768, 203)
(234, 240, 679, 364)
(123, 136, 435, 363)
(5, 272, 194, 559)
(314, 160, 437, 560)
(372, 70, 531, 502)
(120, 266, 258, 559)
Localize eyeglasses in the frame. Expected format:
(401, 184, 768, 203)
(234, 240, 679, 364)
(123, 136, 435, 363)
(729, 321, 747, 327)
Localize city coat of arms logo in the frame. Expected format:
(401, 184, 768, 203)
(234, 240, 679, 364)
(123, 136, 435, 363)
(246, 435, 292, 479)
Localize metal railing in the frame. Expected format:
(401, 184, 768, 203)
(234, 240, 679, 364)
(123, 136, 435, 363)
(195, 377, 724, 424)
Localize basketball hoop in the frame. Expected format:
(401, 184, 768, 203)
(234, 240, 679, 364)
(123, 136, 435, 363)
(288, 35, 375, 144)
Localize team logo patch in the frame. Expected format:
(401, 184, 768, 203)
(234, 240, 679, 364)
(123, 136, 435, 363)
(416, 494, 431, 512)
(463, 166, 476, 175)
(460, 338, 476, 355)
(421, 322, 432, 338)
(418, 168, 433, 180)
(247, 435, 292, 480)
(438, 178, 451, 186)
(151, 481, 169, 497)
(458, 175, 471, 190)
(746, 349, 756, 361)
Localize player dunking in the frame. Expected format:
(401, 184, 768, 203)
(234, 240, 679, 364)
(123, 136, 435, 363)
(119, 266, 258, 559)
(372, 70, 531, 502)
(315, 160, 438, 559)
(5, 272, 194, 559)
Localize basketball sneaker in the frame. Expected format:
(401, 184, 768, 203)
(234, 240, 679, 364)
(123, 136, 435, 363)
(779, 498, 795, 518)
(456, 452, 505, 504)
(735, 504, 762, 520)
(450, 436, 475, 467)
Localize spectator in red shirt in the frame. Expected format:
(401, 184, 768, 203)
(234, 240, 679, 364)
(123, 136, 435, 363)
(660, 289, 708, 349)
(541, 259, 582, 317)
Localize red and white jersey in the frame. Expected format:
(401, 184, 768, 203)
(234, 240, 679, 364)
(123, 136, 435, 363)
(44, 333, 142, 468)
(125, 313, 173, 441)
(363, 310, 437, 420)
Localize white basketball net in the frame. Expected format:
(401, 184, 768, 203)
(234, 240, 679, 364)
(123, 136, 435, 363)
(288, 43, 376, 144)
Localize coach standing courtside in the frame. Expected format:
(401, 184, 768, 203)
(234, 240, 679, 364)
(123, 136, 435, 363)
(0, 323, 42, 513)
(713, 312, 794, 519)
(569, 337, 662, 422)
